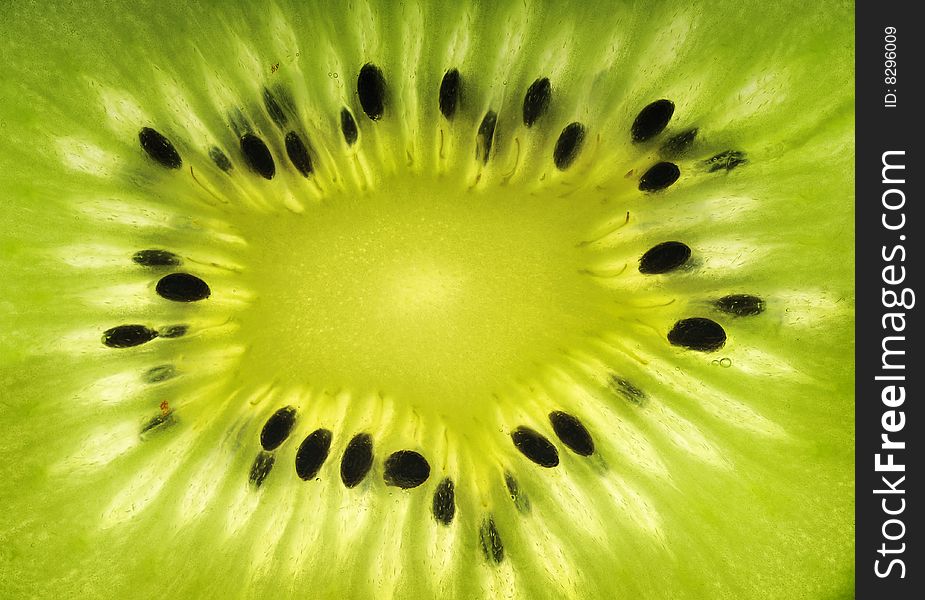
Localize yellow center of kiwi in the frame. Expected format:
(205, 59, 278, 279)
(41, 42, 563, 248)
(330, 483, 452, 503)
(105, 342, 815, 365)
(233, 173, 619, 412)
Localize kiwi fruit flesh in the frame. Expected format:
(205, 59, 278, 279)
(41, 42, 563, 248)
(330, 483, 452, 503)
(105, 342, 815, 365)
(0, 1, 854, 599)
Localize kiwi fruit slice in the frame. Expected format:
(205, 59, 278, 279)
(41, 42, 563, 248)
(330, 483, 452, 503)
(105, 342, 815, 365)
(0, 1, 854, 598)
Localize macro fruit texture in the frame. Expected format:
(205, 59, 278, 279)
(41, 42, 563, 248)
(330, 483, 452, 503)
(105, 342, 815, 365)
(0, 1, 854, 599)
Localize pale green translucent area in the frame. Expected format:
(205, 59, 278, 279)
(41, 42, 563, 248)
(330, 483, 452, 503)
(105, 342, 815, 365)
(236, 175, 622, 414)
(0, 1, 853, 599)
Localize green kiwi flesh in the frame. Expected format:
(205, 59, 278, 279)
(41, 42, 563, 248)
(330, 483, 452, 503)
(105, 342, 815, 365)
(0, 1, 854, 599)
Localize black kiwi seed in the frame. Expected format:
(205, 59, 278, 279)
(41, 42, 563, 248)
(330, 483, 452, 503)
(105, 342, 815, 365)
(155, 273, 211, 302)
(705, 150, 747, 172)
(285, 131, 313, 177)
(714, 294, 765, 317)
(102, 324, 159, 348)
(132, 249, 180, 267)
(638, 161, 681, 192)
(249, 451, 275, 488)
(438, 69, 461, 119)
(631, 99, 675, 143)
(260, 406, 298, 451)
(660, 128, 698, 159)
(209, 146, 233, 172)
(432, 477, 456, 525)
(138, 127, 182, 169)
(476, 110, 497, 164)
(553, 122, 586, 171)
(639, 241, 692, 274)
(240, 133, 276, 180)
(503, 472, 531, 514)
(228, 108, 249, 139)
(340, 108, 359, 145)
(158, 325, 188, 339)
(548, 411, 595, 457)
(357, 63, 386, 121)
(143, 364, 177, 384)
(383, 450, 431, 489)
(668, 317, 727, 352)
(522, 77, 551, 127)
(340, 433, 374, 488)
(609, 375, 646, 404)
(479, 516, 504, 564)
(140, 411, 175, 436)
(510, 426, 559, 468)
(295, 428, 333, 481)
(262, 88, 287, 128)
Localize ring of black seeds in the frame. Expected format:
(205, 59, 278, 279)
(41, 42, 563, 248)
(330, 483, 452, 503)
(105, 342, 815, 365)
(118, 74, 776, 573)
